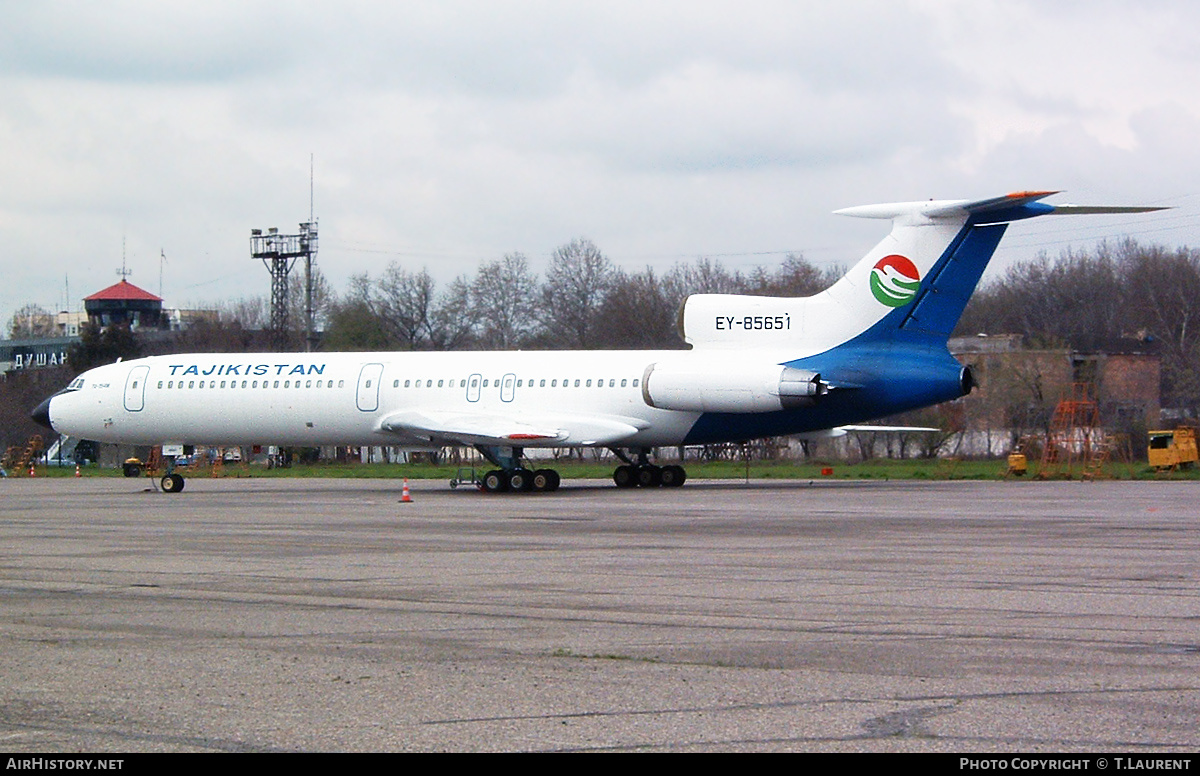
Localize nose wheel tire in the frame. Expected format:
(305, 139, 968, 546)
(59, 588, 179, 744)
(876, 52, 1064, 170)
(160, 473, 185, 493)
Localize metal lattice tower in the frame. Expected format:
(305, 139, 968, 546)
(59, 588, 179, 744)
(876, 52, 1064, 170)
(250, 221, 318, 351)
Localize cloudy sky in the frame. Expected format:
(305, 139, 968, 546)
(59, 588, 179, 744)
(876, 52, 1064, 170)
(2, 0, 1197, 329)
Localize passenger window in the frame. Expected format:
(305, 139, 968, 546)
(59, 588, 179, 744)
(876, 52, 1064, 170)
(633, 379, 639, 387)
(574, 379, 580, 387)
(338, 380, 344, 388)
(621, 379, 627, 387)
(539, 379, 545, 387)
(393, 380, 399, 388)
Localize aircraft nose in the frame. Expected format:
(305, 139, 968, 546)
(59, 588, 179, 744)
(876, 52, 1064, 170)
(31, 396, 53, 430)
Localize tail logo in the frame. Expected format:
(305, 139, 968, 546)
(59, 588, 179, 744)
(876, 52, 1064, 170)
(869, 255, 921, 307)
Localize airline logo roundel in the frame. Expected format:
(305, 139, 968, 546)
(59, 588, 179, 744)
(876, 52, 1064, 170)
(869, 254, 921, 307)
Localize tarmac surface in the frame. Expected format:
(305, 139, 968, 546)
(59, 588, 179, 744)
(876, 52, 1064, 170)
(0, 475, 1197, 752)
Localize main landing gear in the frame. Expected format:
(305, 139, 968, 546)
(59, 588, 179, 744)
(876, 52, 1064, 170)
(471, 446, 686, 494)
(473, 445, 563, 493)
(612, 463, 686, 488)
(480, 467, 561, 493)
(611, 449, 686, 489)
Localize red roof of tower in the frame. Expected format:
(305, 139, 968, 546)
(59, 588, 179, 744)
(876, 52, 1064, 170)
(84, 279, 162, 303)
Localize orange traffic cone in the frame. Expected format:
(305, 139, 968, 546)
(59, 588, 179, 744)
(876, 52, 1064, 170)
(75, 463, 81, 478)
(400, 478, 413, 503)
(28, 464, 35, 477)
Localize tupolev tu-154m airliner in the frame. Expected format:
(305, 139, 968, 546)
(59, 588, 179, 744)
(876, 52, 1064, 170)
(33, 191, 1163, 494)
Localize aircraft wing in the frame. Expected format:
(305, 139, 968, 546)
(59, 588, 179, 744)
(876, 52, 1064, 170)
(795, 425, 942, 440)
(378, 409, 646, 447)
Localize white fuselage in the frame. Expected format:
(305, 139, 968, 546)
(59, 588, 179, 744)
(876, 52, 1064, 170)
(48, 350, 705, 449)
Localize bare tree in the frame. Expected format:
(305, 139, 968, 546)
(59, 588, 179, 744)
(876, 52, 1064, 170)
(216, 296, 269, 330)
(8, 303, 57, 339)
(540, 238, 615, 349)
(596, 267, 686, 349)
(429, 275, 480, 351)
(745, 253, 842, 297)
(473, 253, 539, 349)
(372, 264, 439, 350)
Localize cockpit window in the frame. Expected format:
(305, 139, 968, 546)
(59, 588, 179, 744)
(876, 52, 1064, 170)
(67, 378, 85, 391)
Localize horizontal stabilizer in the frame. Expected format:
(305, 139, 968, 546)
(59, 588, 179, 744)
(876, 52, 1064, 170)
(1044, 204, 1169, 215)
(836, 191, 1167, 223)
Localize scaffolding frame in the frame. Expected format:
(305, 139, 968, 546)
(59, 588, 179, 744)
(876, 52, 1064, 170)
(1036, 383, 1111, 479)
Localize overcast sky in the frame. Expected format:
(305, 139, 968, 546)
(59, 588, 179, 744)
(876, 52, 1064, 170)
(2, 0, 1197, 329)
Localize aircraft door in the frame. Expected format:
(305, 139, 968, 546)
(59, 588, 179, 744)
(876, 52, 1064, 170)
(501, 373, 516, 402)
(356, 363, 384, 412)
(466, 373, 482, 403)
(123, 365, 150, 412)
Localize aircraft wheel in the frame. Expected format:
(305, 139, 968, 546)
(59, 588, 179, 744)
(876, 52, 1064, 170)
(161, 473, 185, 493)
(636, 464, 662, 488)
(660, 465, 687, 487)
(482, 469, 509, 493)
(613, 465, 636, 488)
(509, 468, 534, 492)
(532, 469, 560, 492)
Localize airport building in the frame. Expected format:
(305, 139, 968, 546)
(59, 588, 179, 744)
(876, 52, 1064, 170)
(947, 334, 1161, 456)
(83, 279, 167, 331)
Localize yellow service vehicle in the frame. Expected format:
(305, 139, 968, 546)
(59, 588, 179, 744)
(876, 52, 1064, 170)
(1147, 427, 1198, 470)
